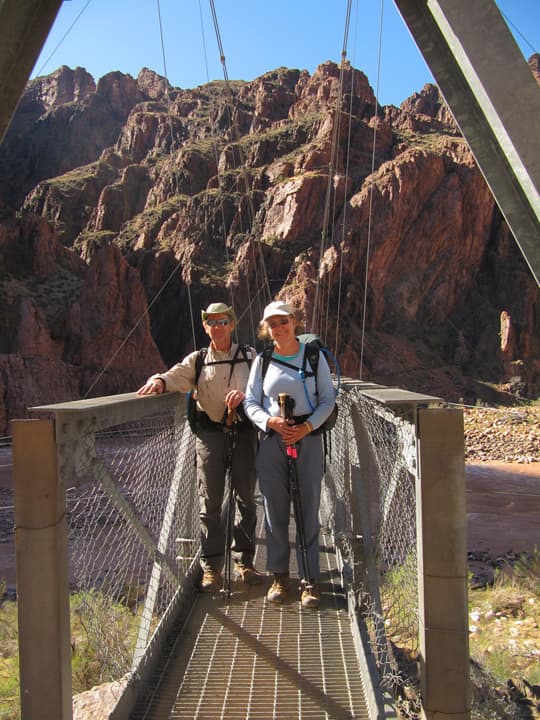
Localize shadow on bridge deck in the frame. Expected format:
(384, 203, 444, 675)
(131, 502, 370, 720)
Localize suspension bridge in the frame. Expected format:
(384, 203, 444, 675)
(2, 1, 539, 719)
(12, 378, 468, 720)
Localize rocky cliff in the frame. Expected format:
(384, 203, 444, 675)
(0, 58, 538, 433)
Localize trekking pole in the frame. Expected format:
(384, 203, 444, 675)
(278, 393, 312, 588)
(222, 407, 237, 597)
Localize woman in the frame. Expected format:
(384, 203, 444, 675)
(244, 300, 335, 609)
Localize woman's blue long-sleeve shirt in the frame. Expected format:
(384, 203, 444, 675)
(244, 342, 336, 432)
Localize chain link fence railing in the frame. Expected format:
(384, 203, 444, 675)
(12, 383, 467, 719)
(12, 392, 201, 718)
(321, 382, 430, 717)
(64, 408, 200, 692)
(0, 435, 14, 557)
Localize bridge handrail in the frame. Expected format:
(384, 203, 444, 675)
(13, 383, 469, 720)
(319, 381, 469, 720)
(14, 390, 199, 720)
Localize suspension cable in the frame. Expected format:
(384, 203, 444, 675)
(498, 8, 538, 55)
(359, 0, 384, 380)
(83, 260, 187, 398)
(205, 1, 260, 343)
(311, 0, 353, 336)
(334, 33, 359, 358)
(208, 0, 272, 343)
(156, 0, 177, 158)
(35, 0, 94, 76)
(84, 1, 198, 397)
(198, 0, 240, 342)
(322, 59, 346, 342)
(156, 0, 197, 350)
(198, 0, 211, 80)
(209, 0, 229, 82)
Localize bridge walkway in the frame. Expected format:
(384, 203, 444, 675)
(131, 503, 371, 720)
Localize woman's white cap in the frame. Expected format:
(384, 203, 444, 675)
(262, 300, 296, 321)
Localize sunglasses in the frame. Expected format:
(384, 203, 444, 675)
(206, 318, 231, 327)
(267, 317, 291, 329)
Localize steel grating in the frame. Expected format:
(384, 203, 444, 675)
(139, 504, 370, 720)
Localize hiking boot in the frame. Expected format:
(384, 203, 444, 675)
(234, 563, 263, 585)
(200, 568, 222, 593)
(301, 582, 320, 609)
(267, 573, 290, 603)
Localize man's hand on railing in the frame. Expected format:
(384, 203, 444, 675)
(137, 377, 166, 395)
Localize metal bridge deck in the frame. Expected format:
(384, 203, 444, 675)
(136, 508, 370, 719)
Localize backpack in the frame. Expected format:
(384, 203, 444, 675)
(260, 334, 340, 433)
(187, 344, 252, 432)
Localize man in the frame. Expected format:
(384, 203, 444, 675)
(138, 302, 260, 592)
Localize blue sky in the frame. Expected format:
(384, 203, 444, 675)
(32, 0, 539, 108)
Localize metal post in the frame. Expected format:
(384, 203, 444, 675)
(416, 407, 469, 719)
(13, 419, 73, 720)
(393, 0, 540, 286)
(0, 0, 64, 142)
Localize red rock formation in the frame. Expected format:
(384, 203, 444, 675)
(397, 82, 458, 132)
(27, 65, 96, 110)
(245, 68, 301, 132)
(261, 173, 334, 244)
(290, 61, 375, 120)
(0, 214, 164, 430)
(0, 60, 538, 432)
(79, 245, 164, 373)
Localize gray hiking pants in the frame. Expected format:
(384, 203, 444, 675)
(256, 431, 323, 581)
(196, 425, 257, 572)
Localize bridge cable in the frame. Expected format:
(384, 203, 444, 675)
(202, 2, 264, 345)
(201, 0, 256, 343)
(156, 0, 179, 164)
(359, 0, 384, 380)
(207, 0, 272, 345)
(311, 0, 352, 339)
(156, 0, 198, 351)
(84, 0, 198, 397)
(498, 8, 538, 55)
(35, 0, 94, 76)
(83, 262, 189, 398)
(327, 2, 356, 354)
(334, 12, 359, 360)
(198, 0, 241, 343)
(323, 56, 356, 350)
(205, 3, 269, 345)
(209, 0, 273, 322)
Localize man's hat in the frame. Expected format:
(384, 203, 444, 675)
(201, 302, 237, 323)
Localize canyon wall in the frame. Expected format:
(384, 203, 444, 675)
(0, 59, 538, 432)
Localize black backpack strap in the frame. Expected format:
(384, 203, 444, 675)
(259, 346, 273, 404)
(302, 342, 319, 376)
(271, 356, 314, 374)
(239, 343, 252, 366)
(196, 344, 252, 386)
(260, 343, 318, 406)
(260, 345, 273, 382)
(226, 344, 241, 385)
(194, 348, 208, 386)
(302, 342, 320, 396)
(236, 343, 253, 376)
(261, 344, 317, 380)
